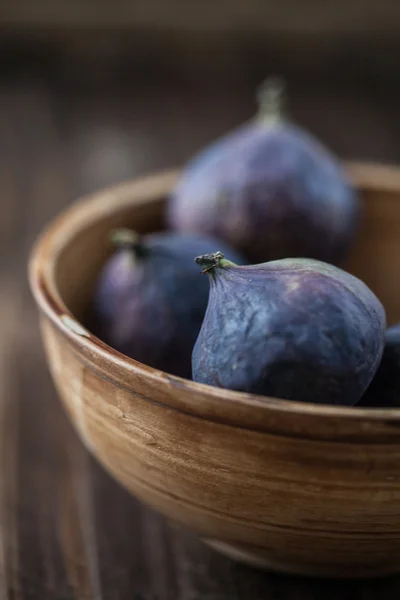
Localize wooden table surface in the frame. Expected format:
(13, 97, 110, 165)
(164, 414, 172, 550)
(2, 55, 400, 598)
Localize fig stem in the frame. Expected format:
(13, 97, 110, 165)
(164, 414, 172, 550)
(195, 252, 236, 275)
(109, 228, 148, 258)
(256, 76, 286, 123)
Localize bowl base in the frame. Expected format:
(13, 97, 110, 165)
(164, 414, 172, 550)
(203, 538, 400, 579)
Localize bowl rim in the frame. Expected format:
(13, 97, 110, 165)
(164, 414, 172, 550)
(28, 163, 400, 437)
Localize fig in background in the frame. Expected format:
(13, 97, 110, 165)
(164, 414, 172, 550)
(91, 229, 245, 378)
(168, 77, 360, 265)
(192, 253, 385, 406)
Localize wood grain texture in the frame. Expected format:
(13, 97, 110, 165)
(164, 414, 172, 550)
(3, 54, 400, 597)
(0, 0, 400, 34)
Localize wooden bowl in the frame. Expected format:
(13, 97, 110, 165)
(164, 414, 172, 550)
(29, 164, 400, 578)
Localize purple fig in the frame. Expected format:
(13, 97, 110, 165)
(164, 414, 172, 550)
(358, 324, 400, 408)
(91, 230, 245, 378)
(192, 253, 385, 406)
(167, 78, 360, 265)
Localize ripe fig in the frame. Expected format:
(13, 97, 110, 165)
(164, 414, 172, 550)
(192, 253, 385, 405)
(358, 324, 400, 408)
(168, 78, 360, 264)
(91, 230, 245, 378)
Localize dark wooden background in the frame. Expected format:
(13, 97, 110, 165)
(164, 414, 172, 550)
(2, 30, 400, 599)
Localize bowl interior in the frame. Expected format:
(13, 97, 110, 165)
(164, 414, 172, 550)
(344, 168, 400, 326)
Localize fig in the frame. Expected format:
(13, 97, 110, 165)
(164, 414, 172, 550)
(358, 324, 400, 408)
(167, 78, 360, 264)
(192, 253, 385, 406)
(91, 230, 245, 378)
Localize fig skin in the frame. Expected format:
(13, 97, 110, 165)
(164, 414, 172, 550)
(192, 254, 386, 406)
(358, 324, 400, 408)
(167, 78, 360, 265)
(91, 230, 245, 378)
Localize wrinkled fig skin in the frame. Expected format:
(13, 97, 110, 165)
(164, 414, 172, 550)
(92, 232, 245, 379)
(168, 103, 359, 265)
(192, 256, 386, 406)
(358, 324, 400, 408)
